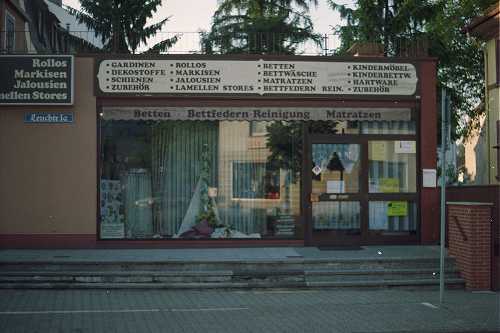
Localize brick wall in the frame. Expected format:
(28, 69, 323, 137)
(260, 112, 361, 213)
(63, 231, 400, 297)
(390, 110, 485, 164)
(448, 202, 493, 291)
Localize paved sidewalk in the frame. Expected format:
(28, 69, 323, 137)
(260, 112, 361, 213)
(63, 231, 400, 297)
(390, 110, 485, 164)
(0, 288, 498, 332)
(0, 245, 450, 263)
(0, 246, 498, 332)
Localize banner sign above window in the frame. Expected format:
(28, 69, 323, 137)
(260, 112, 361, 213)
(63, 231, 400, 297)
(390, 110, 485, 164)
(95, 57, 420, 98)
(102, 107, 411, 122)
(0, 55, 74, 105)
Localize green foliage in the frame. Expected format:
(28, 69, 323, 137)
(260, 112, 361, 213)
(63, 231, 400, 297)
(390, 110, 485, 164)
(200, 0, 321, 54)
(266, 121, 302, 183)
(195, 205, 219, 228)
(327, 0, 435, 56)
(438, 162, 471, 186)
(328, 0, 497, 142)
(65, 0, 178, 53)
(200, 144, 211, 213)
(427, 0, 496, 142)
(195, 144, 225, 229)
(266, 121, 340, 183)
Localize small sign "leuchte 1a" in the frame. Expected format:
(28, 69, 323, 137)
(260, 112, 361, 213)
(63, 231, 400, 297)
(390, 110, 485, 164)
(24, 113, 74, 123)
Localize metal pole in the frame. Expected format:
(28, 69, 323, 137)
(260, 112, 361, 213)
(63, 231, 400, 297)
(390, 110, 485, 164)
(440, 89, 447, 303)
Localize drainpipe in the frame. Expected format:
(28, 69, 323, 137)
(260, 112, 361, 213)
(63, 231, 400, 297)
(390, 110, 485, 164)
(467, 32, 490, 184)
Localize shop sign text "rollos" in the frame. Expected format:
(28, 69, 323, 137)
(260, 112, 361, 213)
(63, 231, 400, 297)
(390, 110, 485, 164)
(95, 57, 420, 98)
(0, 55, 74, 105)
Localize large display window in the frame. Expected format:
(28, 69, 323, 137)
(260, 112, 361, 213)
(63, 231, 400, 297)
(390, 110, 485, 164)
(99, 118, 301, 239)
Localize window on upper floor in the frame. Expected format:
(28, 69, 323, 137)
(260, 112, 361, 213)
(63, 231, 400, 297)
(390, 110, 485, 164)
(38, 9, 45, 42)
(496, 36, 499, 86)
(51, 23, 59, 52)
(5, 11, 15, 53)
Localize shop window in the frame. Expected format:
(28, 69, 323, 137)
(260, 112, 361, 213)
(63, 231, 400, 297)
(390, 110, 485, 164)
(250, 121, 268, 136)
(233, 163, 280, 199)
(99, 118, 301, 240)
(369, 201, 417, 235)
(312, 201, 361, 235)
(308, 120, 416, 135)
(361, 121, 415, 135)
(368, 140, 417, 193)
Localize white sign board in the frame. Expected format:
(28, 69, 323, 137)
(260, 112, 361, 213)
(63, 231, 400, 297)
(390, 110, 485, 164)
(95, 58, 420, 97)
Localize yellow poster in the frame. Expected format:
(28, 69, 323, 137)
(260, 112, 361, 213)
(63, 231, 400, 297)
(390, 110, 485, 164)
(371, 141, 387, 161)
(379, 178, 399, 193)
(387, 201, 407, 216)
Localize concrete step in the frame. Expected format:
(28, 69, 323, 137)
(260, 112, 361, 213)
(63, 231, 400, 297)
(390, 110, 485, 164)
(0, 257, 458, 272)
(0, 267, 464, 289)
(0, 279, 466, 291)
(0, 254, 465, 290)
(0, 269, 461, 283)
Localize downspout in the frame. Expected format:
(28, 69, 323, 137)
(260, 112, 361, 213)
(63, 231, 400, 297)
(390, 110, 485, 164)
(467, 31, 490, 184)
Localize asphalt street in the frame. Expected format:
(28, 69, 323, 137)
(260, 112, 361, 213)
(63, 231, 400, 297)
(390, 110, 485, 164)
(0, 288, 498, 332)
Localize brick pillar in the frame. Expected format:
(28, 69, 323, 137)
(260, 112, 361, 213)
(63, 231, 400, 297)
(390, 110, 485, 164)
(448, 202, 492, 291)
(420, 60, 438, 245)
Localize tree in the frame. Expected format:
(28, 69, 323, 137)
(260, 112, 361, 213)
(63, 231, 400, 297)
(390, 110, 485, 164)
(65, 0, 178, 53)
(327, 0, 435, 56)
(327, 0, 497, 142)
(200, 0, 321, 54)
(426, 0, 497, 141)
(266, 121, 340, 184)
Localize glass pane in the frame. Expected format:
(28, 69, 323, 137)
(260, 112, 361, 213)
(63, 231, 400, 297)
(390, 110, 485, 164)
(308, 121, 359, 134)
(219, 121, 301, 238)
(99, 118, 302, 239)
(312, 201, 361, 236)
(361, 121, 415, 135)
(250, 121, 268, 136)
(369, 201, 417, 235)
(308, 121, 415, 135)
(233, 163, 280, 199)
(368, 141, 417, 193)
(312, 144, 361, 193)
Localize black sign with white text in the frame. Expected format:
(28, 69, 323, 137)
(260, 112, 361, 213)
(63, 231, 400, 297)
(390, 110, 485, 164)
(0, 55, 74, 105)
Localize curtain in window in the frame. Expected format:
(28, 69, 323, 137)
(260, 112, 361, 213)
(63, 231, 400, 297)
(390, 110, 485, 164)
(149, 121, 219, 236)
(120, 172, 153, 236)
(312, 144, 360, 174)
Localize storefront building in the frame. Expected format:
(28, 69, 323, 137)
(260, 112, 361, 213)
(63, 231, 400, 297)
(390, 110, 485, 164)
(0, 53, 438, 249)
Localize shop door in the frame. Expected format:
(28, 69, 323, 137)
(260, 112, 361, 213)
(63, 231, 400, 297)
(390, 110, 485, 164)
(307, 141, 364, 246)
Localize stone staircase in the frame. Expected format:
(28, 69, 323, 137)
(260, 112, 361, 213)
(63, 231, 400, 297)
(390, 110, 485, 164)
(0, 254, 465, 290)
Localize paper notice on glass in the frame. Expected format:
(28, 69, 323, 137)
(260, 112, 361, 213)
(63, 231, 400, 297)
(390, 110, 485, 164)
(371, 141, 387, 161)
(369, 201, 388, 229)
(379, 178, 399, 193)
(327, 180, 344, 193)
(387, 201, 408, 216)
(369, 178, 379, 193)
(395, 141, 416, 153)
